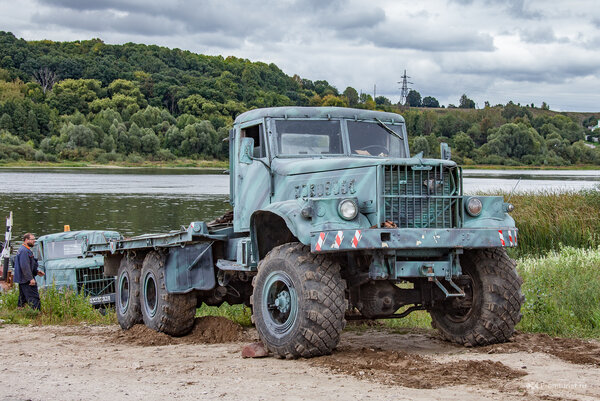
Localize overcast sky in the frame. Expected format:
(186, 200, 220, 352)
(1, 0, 599, 111)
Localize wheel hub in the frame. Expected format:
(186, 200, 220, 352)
(274, 290, 291, 314)
(262, 271, 298, 336)
(119, 273, 130, 313)
(143, 272, 158, 318)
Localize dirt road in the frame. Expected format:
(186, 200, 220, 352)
(1, 318, 599, 401)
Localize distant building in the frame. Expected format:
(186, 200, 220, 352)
(587, 119, 600, 131)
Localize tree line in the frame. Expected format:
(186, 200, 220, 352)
(0, 31, 598, 166)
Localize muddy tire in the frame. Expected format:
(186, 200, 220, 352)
(140, 251, 196, 336)
(116, 255, 143, 330)
(430, 248, 524, 346)
(250, 243, 347, 359)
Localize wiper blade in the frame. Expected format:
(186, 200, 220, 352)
(374, 118, 403, 140)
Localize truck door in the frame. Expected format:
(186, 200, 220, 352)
(233, 119, 271, 232)
(33, 242, 45, 286)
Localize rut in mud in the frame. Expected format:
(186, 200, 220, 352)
(311, 346, 527, 388)
(474, 332, 600, 366)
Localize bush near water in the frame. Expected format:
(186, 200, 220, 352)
(0, 31, 599, 166)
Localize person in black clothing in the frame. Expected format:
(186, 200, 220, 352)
(13, 233, 44, 310)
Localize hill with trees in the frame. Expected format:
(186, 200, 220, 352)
(0, 31, 598, 166)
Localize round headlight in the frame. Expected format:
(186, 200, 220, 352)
(466, 197, 483, 217)
(338, 199, 358, 220)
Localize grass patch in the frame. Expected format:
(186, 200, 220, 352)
(196, 302, 252, 327)
(517, 246, 600, 338)
(380, 308, 432, 332)
(0, 285, 116, 326)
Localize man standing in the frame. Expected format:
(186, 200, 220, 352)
(13, 233, 44, 310)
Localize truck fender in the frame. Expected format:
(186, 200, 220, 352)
(250, 200, 311, 260)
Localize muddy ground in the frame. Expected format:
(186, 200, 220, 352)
(1, 318, 599, 401)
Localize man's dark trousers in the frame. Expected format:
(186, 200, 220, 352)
(18, 283, 41, 310)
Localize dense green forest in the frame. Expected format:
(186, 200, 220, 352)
(0, 31, 599, 166)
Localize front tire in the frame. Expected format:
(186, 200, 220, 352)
(250, 243, 347, 359)
(430, 248, 524, 346)
(140, 251, 196, 336)
(116, 255, 143, 330)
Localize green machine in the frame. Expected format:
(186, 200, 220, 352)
(87, 107, 523, 358)
(35, 230, 121, 305)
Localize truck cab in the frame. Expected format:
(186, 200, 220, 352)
(34, 230, 121, 306)
(232, 107, 515, 265)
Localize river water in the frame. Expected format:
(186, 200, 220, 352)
(1, 168, 598, 239)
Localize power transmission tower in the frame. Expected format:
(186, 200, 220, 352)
(398, 70, 412, 106)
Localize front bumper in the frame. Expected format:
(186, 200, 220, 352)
(311, 227, 517, 253)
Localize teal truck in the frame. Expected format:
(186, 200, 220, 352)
(34, 230, 121, 305)
(87, 106, 523, 358)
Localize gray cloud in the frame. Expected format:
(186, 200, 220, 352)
(445, 55, 600, 83)
(518, 27, 569, 44)
(33, 9, 181, 36)
(345, 21, 495, 52)
(501, 0, 543, 19)
(449, 0, 542, 19)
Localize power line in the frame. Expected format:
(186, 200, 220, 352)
(397, 70, 413, 106)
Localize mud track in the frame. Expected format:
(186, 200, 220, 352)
(1, 319, 599, 401)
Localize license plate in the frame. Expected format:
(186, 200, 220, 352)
(89, 294, 114, 305)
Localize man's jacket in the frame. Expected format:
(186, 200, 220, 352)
(13, 244, 38, 284)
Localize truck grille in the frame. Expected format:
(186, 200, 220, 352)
(382, 165, 462, 228)
(76, 267, 115, 297)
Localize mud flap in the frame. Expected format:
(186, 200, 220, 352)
(165, 242, 216, 293)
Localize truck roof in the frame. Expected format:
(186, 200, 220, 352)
(234, 107, 406, 125)
(38, 230, 120, 243)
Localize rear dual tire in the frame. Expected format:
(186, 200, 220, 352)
(140, 251, 196, 336)
(116, 255, 143, 330)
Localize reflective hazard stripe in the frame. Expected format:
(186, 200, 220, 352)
(315, 232, 326, 252)
(498, 230, 506, 246)
(331, 231, 344, 249)
(507, 230, 514, 246)
(351, 230, 362, 248)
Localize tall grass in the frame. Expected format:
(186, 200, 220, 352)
(491, 188, 600, 257)
(517, 246, 600, 338)
(0, 285, 116, 325)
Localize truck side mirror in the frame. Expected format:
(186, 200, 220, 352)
(240, 137, 254, 164)
(440, 143, 451, 160)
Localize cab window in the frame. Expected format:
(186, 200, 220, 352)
(241, 124, 265, 158)
(45, 240, 83, 260)
(274, 120, 343, 156)
(347, 121, 405, 158)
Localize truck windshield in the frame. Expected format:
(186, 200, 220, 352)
(45, 240, 83, 260)
(347, 121, 406, 158)
(274, 120, 343, 156)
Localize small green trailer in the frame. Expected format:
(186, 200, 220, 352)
(87, 106, 523, 358)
